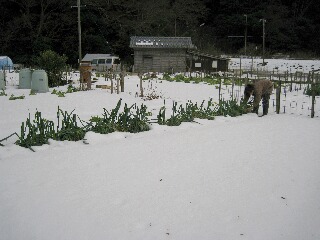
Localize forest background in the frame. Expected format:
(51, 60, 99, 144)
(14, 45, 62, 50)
(1, 0, 319, 67)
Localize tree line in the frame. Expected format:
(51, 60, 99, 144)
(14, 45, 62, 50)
(1, 0, 319, 67)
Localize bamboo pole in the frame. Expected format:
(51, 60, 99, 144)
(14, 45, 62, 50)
(116, 74, 120, 94)
(311, 82, 315, 118)
(231, 75, 235, 100)
(276, 80, 281, 114)
(218, 77, 222, 104)
(120, 71, 125, 92)
(290, 73, 293, 92)
(139, 73, 143, 97)
(110, 73, 114, 94)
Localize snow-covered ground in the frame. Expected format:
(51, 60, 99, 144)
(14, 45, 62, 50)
(229, 57, 320, 73)
(1, 59, 320, 240)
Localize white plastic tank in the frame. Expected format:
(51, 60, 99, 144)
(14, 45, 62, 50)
(19, 68, 32, 89)
(0, 71, 5, 90)
(31, 70, 49, 93)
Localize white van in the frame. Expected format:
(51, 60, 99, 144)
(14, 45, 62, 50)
(82, 54, 121, 72)
(91, 56, 120, 72)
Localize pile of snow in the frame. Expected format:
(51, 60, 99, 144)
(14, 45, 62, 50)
(1, 61, 320, 240)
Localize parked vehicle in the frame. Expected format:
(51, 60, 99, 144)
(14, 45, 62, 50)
(81, 54, 121, 72)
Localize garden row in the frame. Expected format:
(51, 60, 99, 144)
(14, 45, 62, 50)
(0, 85, 81, 100)
(0, 99, 250, 151)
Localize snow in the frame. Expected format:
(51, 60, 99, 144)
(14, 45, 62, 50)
(1, 59, 320, 240)
(229, 57, 320, 73)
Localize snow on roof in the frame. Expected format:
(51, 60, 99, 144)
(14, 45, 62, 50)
(130, 36, 195, 49)
(82, 54, 117, 62)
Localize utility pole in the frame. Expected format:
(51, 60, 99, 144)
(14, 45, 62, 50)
(72, 1, 85, 87)
(260, 18, 266, 65)
(244, 14, 247, 56)
(77, 0, 83, 88)
(77, 0, 82, 65)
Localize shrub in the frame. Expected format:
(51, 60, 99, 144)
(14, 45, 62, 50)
(304, 84, 320, 96)
(34, 50, 68, 87)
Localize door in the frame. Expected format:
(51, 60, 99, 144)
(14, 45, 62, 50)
(143, 56, 153, 72)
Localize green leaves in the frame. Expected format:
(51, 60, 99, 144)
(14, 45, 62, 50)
(157, 99, 216, 126)
(0, 90, 7, 96)
(214, 99, 249, 117)
(157, 98, 249, 126)
(9, 94, 25, 100)
(15, 100, 151, 150)
(51, 85, 79, 97)
(89, 99, 150, 134)
(16, 108, 85, 150)
(35, 50, 68, 87)
(304, 84, 320, 96)
(13, 98, 249, 151)
(16, 111, 55, 151)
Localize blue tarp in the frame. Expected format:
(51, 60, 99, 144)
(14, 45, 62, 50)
(0, 56, 14, 70)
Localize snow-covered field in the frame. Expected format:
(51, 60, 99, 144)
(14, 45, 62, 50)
(1, 59, 320, 240)
(229, 57, 320, 73)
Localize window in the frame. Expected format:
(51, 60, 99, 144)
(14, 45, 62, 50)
(98, 59, 105, 64)
(91, 59, 98, 64)
(212, 61, 218, 68)
(106, 59, 112, 64)
(113, 58, 120, 64)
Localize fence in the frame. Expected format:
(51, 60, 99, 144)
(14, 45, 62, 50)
(223, 69, 320, 118)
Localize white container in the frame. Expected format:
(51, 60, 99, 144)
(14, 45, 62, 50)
(19, 68, 32, 89)
(31, 70, 49, 93)
(0, 71, 5, 90)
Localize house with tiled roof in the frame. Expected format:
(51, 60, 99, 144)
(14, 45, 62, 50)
(130, 36, 229, 73)
(130, 36, 195, 73)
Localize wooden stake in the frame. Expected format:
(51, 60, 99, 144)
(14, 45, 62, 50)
(218, 77, 222, 104)
(276, 80, 281, 114)
(117, 75, 120, 94)
(290, 73, 293, 92)
(110, 74, 114, 94)
(139, 73, 143, 97)
(120, 71, 125, 92)
(311, 83, 315, 118)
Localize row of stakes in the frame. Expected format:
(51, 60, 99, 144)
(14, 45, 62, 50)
(133, 79, 319, 117)
(225, 83, 319, 117)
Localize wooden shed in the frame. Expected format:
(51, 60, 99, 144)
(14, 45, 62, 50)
(130, 36, 229, 73)
(187, 50, 229, 73)
(130, 36, 195, 73)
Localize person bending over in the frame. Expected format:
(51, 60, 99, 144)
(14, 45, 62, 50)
(243, 79, 274, 115)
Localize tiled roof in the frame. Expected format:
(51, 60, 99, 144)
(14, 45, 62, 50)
(188, 50, 230, 60)
(130, 36, 195, 49)
(82, 54, 113, 62)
